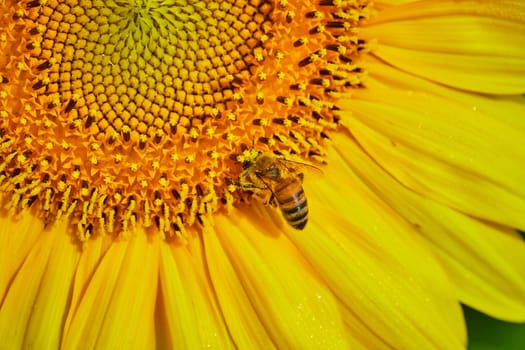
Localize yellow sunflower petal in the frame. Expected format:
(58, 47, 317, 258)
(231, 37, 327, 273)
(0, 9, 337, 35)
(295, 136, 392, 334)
(432, 222, 525, 322)
(0, 232, 53, 348)
(198, 225, 276, 349)
(213, 213, 350, 349)
(62, 233, 158, 348)
(363, 57, 525, 133)
(341, 86, 525, 230)
(158, 238, 233, 349)
(362, 0, 525, 94)
(371, 0, 525, 23)
(0, 219, 78, 349)
(375, 0, 419, 8)
(285, 150, 466, 349)
(0, 208, 46, 299)
(158, 244, 209, 349)
(332, 132, 525, 321)
(63, 235, 114, 330)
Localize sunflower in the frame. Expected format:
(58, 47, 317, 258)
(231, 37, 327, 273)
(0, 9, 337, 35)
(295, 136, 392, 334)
(1, 0, 524, 348)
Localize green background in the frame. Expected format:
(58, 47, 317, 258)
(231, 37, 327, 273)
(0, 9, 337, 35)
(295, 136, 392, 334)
(465, 306, 525, 350)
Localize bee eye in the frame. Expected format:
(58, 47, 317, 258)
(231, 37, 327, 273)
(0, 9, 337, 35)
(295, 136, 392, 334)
(243, 161, 252, 170)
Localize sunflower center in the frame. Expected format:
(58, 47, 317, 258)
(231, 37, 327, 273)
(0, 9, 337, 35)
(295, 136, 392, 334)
(28, 0, 268, 145)
(0, 0, 370, 241)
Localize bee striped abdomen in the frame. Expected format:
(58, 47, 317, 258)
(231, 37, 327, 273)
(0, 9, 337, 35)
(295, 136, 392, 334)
(275, 178, 309, 230)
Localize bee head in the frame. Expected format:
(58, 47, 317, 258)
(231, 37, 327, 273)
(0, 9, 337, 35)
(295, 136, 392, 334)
(240, 148, 261, 169)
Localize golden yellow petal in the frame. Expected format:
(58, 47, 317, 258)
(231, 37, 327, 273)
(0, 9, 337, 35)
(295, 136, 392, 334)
(22, 222, 79, 348)
(0, 218, 78, 349)
(62, 233, 158, 349)
(199, 224, 276, 349)
(0, 232, 52, 348)
(332, 132, 525, 321)
(157, 238, 233, 349)
(363, 0, 525, 94)
(434, 223, 525, 322)
(374, 0, 419, 8)
(370, 0, 525, 24)
(63, 235, 115, 329)
(213, 213, 350, 349)
(0, 208, 46, 299)
(363, 57, 525, 133)
(341, 86, 525, 230)
(286, 148, 466, 349)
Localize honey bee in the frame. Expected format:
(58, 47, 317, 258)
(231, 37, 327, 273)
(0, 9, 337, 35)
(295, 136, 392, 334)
(239, 151, 310, 230)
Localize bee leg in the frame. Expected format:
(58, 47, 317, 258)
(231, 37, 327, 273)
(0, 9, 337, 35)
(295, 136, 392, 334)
(298, 172, 304, 182)
(265, 193, 278, 207)
(264, 193, 273, 206)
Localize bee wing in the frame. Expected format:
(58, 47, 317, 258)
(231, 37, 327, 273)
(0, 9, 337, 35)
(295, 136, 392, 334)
(275, 156, 324, 176)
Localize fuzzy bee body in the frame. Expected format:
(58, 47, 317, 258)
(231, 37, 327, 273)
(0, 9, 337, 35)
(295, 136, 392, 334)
(240, 152, 309, 230)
